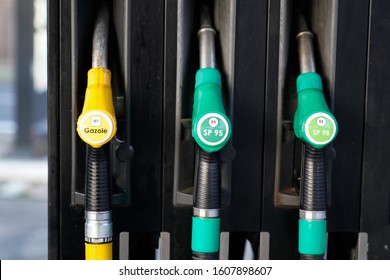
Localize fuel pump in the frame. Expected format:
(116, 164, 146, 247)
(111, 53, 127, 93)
(191, 2, 232, 260)
(294, 4, 338, 260)
(76, 1, 116, 260)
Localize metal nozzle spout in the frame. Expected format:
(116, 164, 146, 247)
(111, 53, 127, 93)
(297, 31, 316, 73)
(295, 4, 316, 74)
(198, 2, 216, 69)
(198, 27, 217, 69)
(92, 2, 109, 68)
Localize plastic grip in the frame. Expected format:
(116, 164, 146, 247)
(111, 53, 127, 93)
(294, 72, 337, 148)
(192, 68, 231, 152)
(77, 68, 117, 148)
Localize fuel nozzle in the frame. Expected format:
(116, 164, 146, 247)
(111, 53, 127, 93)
(293, 6, 338, 149)
(191, 4, 231, 153)
(76, 1, 114, 260)
(77, 2, 116, 149)
(293, 5, 337, 260)
(191, 2, 231, 260)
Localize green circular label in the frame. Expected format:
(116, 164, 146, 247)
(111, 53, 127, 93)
(305, 113, 336, 145)
(196, 113, 229, 147)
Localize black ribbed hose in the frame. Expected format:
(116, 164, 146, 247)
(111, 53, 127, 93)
(192, 252, 219, 260)
(193, 148, 221, 210)
(300, 144, 326, 212)
(85, 145, 111, 212)
(300, 254, 323, 260)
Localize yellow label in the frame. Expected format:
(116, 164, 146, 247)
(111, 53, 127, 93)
(77, 111, 114, 148)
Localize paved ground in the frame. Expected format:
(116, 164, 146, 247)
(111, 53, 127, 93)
(0, 157, 48, 260)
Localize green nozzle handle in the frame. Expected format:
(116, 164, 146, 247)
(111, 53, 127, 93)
(192, 68, 232, 152)
(294, 72, 338, 148)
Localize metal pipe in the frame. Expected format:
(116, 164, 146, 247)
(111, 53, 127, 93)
(295, 6, 316, 73)
(92, 2, 109, 69)
(198, 27, 217, 69)
(297, 31, 316, 73)
(198, 3, 216, 68)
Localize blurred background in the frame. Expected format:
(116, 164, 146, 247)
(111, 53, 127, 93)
(0, 0, 48, 259)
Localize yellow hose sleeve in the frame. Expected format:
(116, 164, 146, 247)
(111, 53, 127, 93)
(85, 242, 112, 260)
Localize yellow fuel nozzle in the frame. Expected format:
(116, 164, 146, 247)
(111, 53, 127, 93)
(77, 67, 117, 148)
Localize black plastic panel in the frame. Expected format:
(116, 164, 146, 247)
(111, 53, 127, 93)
(361, 0, 390, 260)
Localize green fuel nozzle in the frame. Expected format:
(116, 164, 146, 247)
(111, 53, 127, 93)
(191, 18, 231, 153)
(294, 72, 338, 149)
(294, 5, 338, 260)
(191, 2, 231, 260)
(192, 68, 231, 153)
(293, 26, 338, 149)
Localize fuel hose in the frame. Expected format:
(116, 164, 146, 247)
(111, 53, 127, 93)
(293, 3, 338, 260)
(76, 1, 116, 260)
(191, 2, 232, 260)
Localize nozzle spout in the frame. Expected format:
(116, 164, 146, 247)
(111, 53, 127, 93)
(92, 2, 109, 68)
(295, 6, 316, 73)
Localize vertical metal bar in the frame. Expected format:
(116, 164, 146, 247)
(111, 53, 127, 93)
(16, 0, 34, 151)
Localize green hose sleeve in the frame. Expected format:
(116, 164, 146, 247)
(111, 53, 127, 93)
(299, 219, 327, 255)
(191, 216, 220, 253)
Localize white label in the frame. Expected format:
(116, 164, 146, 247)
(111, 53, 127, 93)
(91, 116, 102, 127)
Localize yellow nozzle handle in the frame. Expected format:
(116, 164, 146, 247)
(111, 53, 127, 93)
(77, 68, 117, 148)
